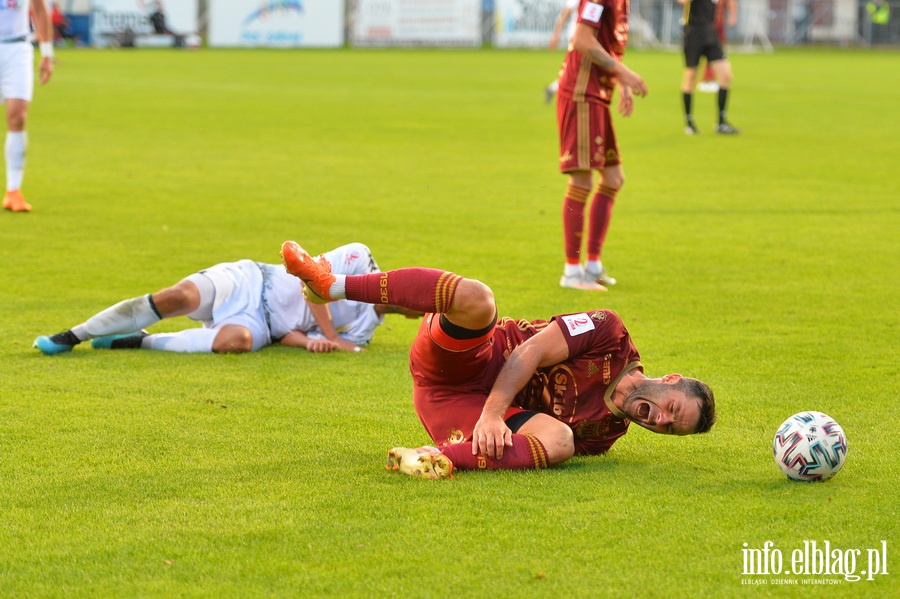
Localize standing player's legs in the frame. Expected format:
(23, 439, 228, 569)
(699, 60, 718, 92)
(556, 98, 607, 291)
(711, 58, 739, 134)
(700, 18, 726, 91)
(545, 77, 559, 104)
(1, 43, 35, 212)
(681, 27, 703, 135)
(585, 162, 622, 287)
(681, 66, 700, 135)
(560, 169, 598, 289)
(583, 106, 622, 287)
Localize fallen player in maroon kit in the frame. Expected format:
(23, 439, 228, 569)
(281, 240, 716, 478)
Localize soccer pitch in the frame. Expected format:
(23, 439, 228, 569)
(1, 46, 897, 597)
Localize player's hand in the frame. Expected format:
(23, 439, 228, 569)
(39, 57, 53, 85)
(614, 64, 647, 97)
(471, 413, 513, 460)
(332, 338, 365, 352)
(618, 89, 634, 117)
(305, 339, 337, 353)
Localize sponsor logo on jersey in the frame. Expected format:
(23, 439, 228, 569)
(561, 313, 595, 336)
(549, 365, 577, 417)
(582, 1, 604, 23)
(590, 311, 607, 322)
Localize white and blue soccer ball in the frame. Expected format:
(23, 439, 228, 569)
(773, 411, 848, 482)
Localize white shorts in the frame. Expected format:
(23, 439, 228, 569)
(0, 42, 34, 102)
(184, 260, 271, 351)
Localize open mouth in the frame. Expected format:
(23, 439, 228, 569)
(636, 401, 651, 422)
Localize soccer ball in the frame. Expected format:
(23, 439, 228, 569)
(772, 411, 848, 481)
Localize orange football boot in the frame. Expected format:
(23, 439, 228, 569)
(280, 240, 336, 304)
(2, 190, 31, 212)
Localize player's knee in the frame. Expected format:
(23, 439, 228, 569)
(452, 279, 496, 326)
(152, 285, 194, 315)
(545, 424, 575, 465)
(569, 171, 592, 189)
(212, 327, 253, 353)
(522, 415, 575, 465)
(6, 112, 26, 131)
(607, 174, 625, 190)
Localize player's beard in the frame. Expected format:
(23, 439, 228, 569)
(621, 380, 667, 425)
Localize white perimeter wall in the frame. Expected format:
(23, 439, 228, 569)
(207, 0, 345, 48)
(91, 0, 198, 46)
(350, 0, 481, 47)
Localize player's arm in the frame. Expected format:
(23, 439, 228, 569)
(571, 22, 647, 96)
(549, 7, 573, 48)
(306, 299, 363, 352)
(472, 323, 571, 459)
(31, 1, 54, 84)
(726, 0, 738, 26)
(279, 330, 337, 353)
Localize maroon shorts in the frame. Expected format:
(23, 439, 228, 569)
(409, 314, 526, 446)
(557, 96, 621, 173)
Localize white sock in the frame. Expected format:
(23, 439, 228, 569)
(549, 80, 559, 93)
(5, 131, 27, 191)
(585, 260, 603, 274)
(143, 328, 217, 353)
(564, 263, 582, 277)
(329, 274, 347, 299)
(71, 295, 162, 341)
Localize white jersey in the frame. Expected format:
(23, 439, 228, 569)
(198, 243, 383, 348)
(0, 1, 32, 41)
(261, 243, 383, 345)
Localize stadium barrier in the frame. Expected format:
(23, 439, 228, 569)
(61, 0, 898, 49)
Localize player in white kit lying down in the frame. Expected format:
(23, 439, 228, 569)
(34, 243, 417, 355)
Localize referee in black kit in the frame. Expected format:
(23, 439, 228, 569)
(678, 0, 740, 135)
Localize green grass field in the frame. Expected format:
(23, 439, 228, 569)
(1, 46, 897, 597)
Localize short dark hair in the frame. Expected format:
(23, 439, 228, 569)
(678, 377, 716, 434)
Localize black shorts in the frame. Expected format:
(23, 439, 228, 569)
(683, 25, 725, 69)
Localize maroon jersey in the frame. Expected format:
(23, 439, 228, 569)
(557, 0, 631, 105)
(494, 310, 641, 455)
